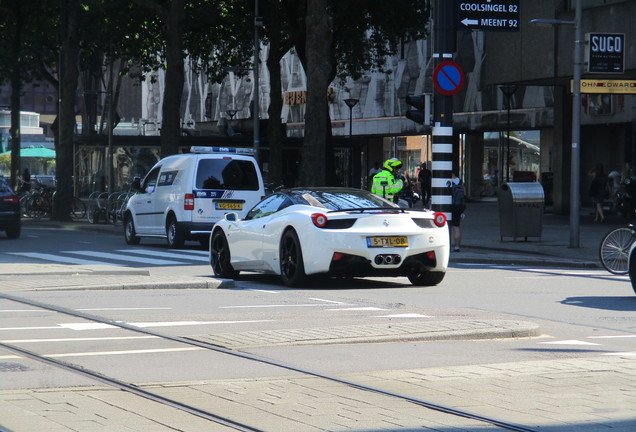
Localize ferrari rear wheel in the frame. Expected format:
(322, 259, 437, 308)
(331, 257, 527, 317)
(280, 229, 307, 287)
(408, 270, 445, 286)
(210, 229, 238, 279)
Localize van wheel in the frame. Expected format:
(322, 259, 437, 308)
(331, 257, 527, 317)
(210, 229, 238, 279)
(124, 215, 140, 245)
(166, 216, 185, 249)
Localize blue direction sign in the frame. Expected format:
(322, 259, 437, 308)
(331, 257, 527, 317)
(433, 61, 465, 96)
(458, 0, 520, 32)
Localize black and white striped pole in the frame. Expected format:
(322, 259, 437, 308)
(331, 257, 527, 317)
(431, 0, 459, 219)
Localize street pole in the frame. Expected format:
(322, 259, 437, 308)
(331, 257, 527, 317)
(530, 0, 582, 248)
(569, 0, 582, 248)
(253, 0, 261, 165)
(431, 0, 456, 216)
(499, 85, 517, 183)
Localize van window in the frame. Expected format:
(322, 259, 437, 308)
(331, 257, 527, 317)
(142, 167, 161, 193)
(196, 159, 260, 190)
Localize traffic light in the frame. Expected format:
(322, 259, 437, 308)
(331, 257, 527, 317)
(405, 94, 431, 125)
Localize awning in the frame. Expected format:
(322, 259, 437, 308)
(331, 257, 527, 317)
(0, 146, 56, 159)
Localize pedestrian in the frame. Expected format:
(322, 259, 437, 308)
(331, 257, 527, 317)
(418, 162, 432, 207)
(21, 168, 31, 193)
(588, 163, 610, 223)
(367, 161, 382, 190)
(608, 168, 621, 212)
(448, 172, 466, 252)
(371, 158, 404, 203)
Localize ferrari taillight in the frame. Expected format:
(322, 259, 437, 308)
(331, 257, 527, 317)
(184, 193, 194, 210)
(433, 212, 447, 227)
(311, 213, 328, 228)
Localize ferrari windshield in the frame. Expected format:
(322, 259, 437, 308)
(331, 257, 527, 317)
(291, 188, 397, 211)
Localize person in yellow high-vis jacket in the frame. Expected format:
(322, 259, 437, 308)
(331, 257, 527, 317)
(371, 158, 404, 202)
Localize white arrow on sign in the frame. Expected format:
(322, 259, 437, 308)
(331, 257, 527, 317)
(461, 18, 479, 26)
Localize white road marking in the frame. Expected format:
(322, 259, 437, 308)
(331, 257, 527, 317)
(59, 320, 273, 331)
(219, 304, 329, 309)
(376, 313, 433, 318)
(49, 347, 204, 358)
(6, 252, 122, 266)
(2, 336, 158, 343)
(602, 352, 636, 357)
(588, 335, 636, 339)
(1, 307, 170, 313)
(117, 249, 208, 262)
(308, 298, 350, 305)
(1, 320, 273, 332)
(0, 347, 205, 360)
(66, 251, 181, 265)
(328, 307, 387, 311)
(539, 340, 601, 346)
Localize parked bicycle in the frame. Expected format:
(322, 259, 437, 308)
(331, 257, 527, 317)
(87, 191, 109, 224)
(18, 178, 86, 220)
(599, 224, 635, 275)
(87, 181, 136, 225)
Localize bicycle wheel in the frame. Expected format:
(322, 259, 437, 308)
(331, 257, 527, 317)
(599, 227, 634, 275)
(71, 197, 87, 220)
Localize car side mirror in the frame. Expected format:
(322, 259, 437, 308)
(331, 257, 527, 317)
(225, 212, 239, 222)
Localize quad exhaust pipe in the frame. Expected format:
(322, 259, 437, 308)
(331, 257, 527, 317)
(374, 254, 402, 265)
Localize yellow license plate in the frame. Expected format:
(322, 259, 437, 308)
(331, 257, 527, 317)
(367, 236, 408, 248)
(216, 202, 243, 210)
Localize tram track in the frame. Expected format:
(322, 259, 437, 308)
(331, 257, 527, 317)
(1, 292, 540, 432)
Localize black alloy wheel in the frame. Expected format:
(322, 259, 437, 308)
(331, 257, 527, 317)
(279, 229, 307, 287)
(210, 229, 238, 279)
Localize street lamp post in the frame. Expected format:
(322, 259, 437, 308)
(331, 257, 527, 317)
(530, 0, 582, 248)
(253, 0, 262, 165)
(344, 98, 359, 138)
(499, 85, 517, 183)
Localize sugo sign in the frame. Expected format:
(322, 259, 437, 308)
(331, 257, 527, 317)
(586, 33, 625, 73)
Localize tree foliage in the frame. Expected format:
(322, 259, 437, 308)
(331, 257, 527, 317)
(0, 0, 58, 190)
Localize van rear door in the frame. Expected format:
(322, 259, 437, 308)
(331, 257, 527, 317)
(191, 157, 263, 225)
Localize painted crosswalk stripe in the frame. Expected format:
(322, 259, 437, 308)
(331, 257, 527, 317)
(66, 250, 181, 265)
(117, 249, 208, 262)
(7, 252, 122, 266)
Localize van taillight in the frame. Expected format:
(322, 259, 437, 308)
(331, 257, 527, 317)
(184, 193, 194, 210)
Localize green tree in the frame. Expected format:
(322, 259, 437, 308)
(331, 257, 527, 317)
(0, 0, 58, 190)
(132, 0, 252, 158)
(297, 0, 431, 186)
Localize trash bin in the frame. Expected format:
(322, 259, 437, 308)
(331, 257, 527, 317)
(497, 182, 544, 241)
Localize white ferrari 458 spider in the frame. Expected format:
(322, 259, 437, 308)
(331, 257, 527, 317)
(209, 187, 450, 287)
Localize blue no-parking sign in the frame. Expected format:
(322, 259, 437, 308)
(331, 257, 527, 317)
(433, 61, 465, 96)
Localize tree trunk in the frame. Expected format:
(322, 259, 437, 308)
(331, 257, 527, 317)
(300, 0, 332, 187)
(160, 0, 186, 158)
(265, 1, 285, 186)
(53, 0, 81, 221)
(8, 2, 23, 191)
(9, 68, 22, 192)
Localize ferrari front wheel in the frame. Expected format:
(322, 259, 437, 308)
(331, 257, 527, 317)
(280, 229, 307, 287)
(210, 229, 238, 279)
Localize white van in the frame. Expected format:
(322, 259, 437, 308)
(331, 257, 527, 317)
(124, 146, 265, 248)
